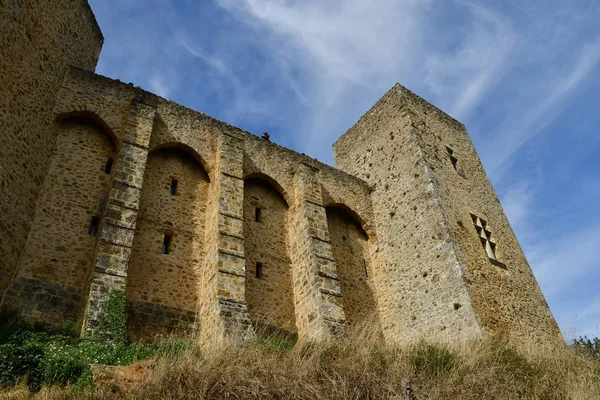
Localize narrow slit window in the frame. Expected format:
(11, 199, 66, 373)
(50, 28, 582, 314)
(162, 234, 172, 255)
(88, 216, 100, 236)
(255, 262, 263, 279)
(255, 207, 262, 222)
(104, 157, 114, 174)
(363, 258, 369, 277)
(169, 179, 178, 195)
(446, 146, 459, 170)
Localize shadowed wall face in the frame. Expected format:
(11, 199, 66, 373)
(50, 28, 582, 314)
(3, 118, 114, 327)
(243, 178, 296, 335)
(326, 207, 379, 334)
(0, 0, 103, 297)
(127, 148, 209, 340)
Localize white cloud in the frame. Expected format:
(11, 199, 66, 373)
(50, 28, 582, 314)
(216, 0, 524, 163)
(484, 36, 600, 179)
(149, 74, 172, 99)
(424, 1, 517, 120)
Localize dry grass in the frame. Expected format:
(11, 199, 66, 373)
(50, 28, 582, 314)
(2, 327, 599, 400)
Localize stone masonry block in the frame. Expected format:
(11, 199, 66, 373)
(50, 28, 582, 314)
(101, 222, 135, 248)
(313, 237, 335, 261)
(219, 214, 244, 237)
(320, 275, 342, 297)
(110, 183, 141, 210)
(218, 251, 246, 277)
(114, 142, 148, 189)
(122, 102, 156, 148)
(104, 202, 138, 230)
(94, 241, 132, 277)
(219, 175, 244, 217)
(218, 135, 244, 178)
(216, 272, 245, 302)
(219, 234, 244, 256)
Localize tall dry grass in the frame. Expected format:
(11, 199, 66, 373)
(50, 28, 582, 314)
(3, 324, 600, 400)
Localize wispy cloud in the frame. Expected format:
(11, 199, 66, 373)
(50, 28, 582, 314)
(424, 1, 517, 120)
(485, 36, 600, 179)
(173, 30, 231, 77)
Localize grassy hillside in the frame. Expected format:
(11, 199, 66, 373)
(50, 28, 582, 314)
(1, 324, 599, 399)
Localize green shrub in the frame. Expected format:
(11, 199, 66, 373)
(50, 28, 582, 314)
(573, 336, 600, 359)
(0, 291, 154, 392)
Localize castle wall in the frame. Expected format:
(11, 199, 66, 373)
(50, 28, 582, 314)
(243, 178, 296, 335)
(326, 207, 380, 334)
(0, 0, 103, 296)
(2, 118, 114, 326)
(127, 148, 209, 340)
(333, 86, 483, 345)
(1, 31, 562, 348)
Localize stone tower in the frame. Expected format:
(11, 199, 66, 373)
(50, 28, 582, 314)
(334, 84, 563, 347)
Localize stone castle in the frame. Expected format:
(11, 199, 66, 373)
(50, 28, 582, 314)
(0, 0, 563, 347)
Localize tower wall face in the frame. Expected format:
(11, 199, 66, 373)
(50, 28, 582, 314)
(333, 87, 483, 345)
(334, 84, 563, 347)
(0, 0, 103, 296)
(395, 89, 563, 347)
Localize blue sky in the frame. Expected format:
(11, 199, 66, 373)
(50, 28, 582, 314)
(89, 0, 600, 339)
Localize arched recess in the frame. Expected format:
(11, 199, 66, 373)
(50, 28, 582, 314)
(326, 205, 380, 334)
(127, 147, 210, 340)
(243, 176, 296, 336)
(5, 115, 116, 328)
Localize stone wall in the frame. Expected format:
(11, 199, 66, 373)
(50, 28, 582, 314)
(0, 0, 103, 297)
(1, 11, 563, 348)
(127, 148, 209, 340)
(326, 207, 379, 335)
(2, 118, 114, 326)
(244, 178, 296, 335)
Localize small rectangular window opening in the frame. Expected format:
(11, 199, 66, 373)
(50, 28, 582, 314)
(255, 262, 263, 279)
(104, 157, 114, 174)
(363, 259, 368, 277)
(162, 234, 172, 254)
(88, 216, 100, 236)
(169, 179, 178, 195)
(255, 207, 262, 222)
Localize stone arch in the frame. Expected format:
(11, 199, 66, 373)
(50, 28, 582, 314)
(55, 110, 119, 148)
(127, 146, 210, 340)
(325, 205, 380, 334)
(4, 116, 116, 328)
(243, 176, 296, 336)
(149, 142, 211, 177)
(243, 172, 291, 206)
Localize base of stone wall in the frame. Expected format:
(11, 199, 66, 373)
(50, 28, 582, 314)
(127, 300, 196, 342)
(1, 277, 83, 328)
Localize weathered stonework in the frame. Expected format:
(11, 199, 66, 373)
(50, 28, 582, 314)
(0, 1, 563, 348)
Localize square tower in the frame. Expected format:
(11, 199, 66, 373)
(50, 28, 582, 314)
(333, 84, 563, 348)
